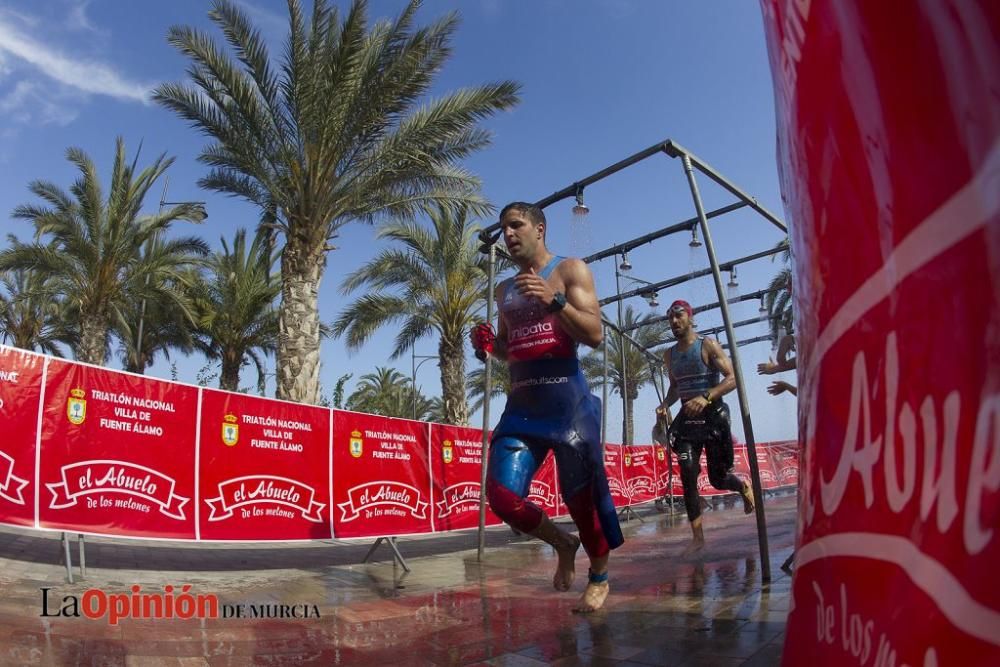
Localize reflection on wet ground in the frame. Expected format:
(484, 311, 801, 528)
(0, 494, 796, 665)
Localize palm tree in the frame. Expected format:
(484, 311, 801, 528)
(0, 138, 208, 366)
(346, 366, 422, 419)
(114, 236, 200, 374)
(765, 238, 793, 340)
(332, 205, 497, 426)
(580, 305, 670, 444)
(189, 229, 281, 392)
(154, 0, 520, 404)
(0, 266, 75, 355)
(424, 396, 448, 424)
(114, 294, 195, 374)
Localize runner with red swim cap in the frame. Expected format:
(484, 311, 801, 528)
(657, 299, 755, 554)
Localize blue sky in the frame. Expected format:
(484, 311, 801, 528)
(0, 0, 797, 443)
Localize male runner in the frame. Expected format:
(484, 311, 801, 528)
(471, 202, 623, 613)
(656, 299, 755, 553)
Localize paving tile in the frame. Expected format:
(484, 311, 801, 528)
(0, 496, 798, 666)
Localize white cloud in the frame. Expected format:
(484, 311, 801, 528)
(0, 80, 79, 126)
(0, 14, 151, 103)
(65, 0, 107, 37)
(0, 7, 40, 29)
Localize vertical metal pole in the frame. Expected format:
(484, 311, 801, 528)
(601, 324, 609, 446)
(411, 348, 417, 420)
(659, 366, 674, 509)
(477, 243, 496, 561)
(78, 534, 86, 578)
(681, 154, 771, 582)
(61, 532, 73, 584)
(615, 266, 629, 444)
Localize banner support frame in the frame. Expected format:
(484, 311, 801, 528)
(362, 536, 411, 572)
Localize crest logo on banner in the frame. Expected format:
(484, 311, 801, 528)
(66, 388, 86, 425)
(624, 453, 632, 467)
(222, 414, 239, 446)
(349, 430, 363, 458)
(442, 440, 453, 464)
(656, 446, 666, 461)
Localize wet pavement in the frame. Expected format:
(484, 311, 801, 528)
(0, 493, 796, 666)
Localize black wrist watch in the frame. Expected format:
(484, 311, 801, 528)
(547, 291, 567, 313)
(702, 391, 712, 403)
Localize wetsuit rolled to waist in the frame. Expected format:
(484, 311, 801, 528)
(493, 357, 624, 551)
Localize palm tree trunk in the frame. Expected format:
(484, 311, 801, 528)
(438, 336, 468, 426)
(78, 313, 108, 366)
(276, 238, 324, 404)
(220, 352, 241, 392)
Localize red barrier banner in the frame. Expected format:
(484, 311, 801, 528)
(0, 346, 44, 527)
(38, 360, 198, 539)
(603, 445, 628, 507)
(623, 446, 657, 504)
(430, 424, 500, 531)
(646, 441, 796, 499)
(528, 450, 560, 516)
(331, 410, 431, 538)
(732, 443, 779, 491)
(653, 444, 672, 498)
(767, 440, 798, 488)
(762, 1, 1000, 664)
(198, 389, 331, 541)
(692, 451, 729, 497)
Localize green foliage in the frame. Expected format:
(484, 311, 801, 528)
(155, 0, 520, 402)
(188, 228, 280, 391)
(0, 137, 207, 365)
(345, 366, 434, 420)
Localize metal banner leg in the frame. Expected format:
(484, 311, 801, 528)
(60, 532, 73, 584)
(781, 552, 795, 574)
(617, 505, 644, 523)
(363, 536, 411, 572)
(78, 534, 86, 579)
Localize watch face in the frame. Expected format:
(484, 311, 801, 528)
(549, 292, 566, 312)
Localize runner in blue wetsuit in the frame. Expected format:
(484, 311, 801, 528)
(656, 299, 756, 554)
(471, 202, 623, 613)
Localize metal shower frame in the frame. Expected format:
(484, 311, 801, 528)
(475, 138, 787, 583)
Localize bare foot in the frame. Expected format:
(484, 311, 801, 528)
(740, 482, 756, 515)
(681, 537, 705, 557)
(573, 580, 609, 613)
(553, 533, 581, 591)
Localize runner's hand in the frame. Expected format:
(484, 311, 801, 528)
(470, 322, 496, 361)
(683, 396, 710, 416)
(513, 267, 556, 308)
